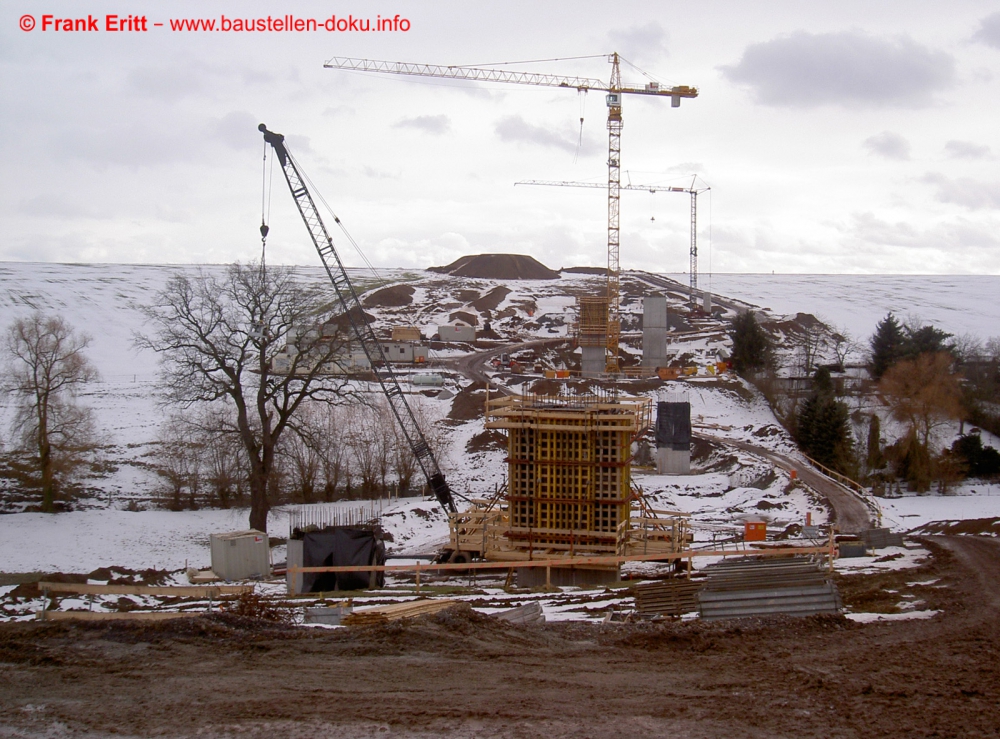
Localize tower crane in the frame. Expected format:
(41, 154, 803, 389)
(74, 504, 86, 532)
(259, 124, 456, 514)
(516, 177, 710, 305)
(323, 54, 697, 373)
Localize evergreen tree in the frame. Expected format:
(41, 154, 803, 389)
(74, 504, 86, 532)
(869, 313, 906, 379)
(903, 324, 953, 360)
(728, 311, 774, 377)
(795, 367, 854, 474)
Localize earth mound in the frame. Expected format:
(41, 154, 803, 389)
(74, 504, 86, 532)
(363, 284, 414, 308)
(561, 266, 608, 276)
(429, 254, 559, 280)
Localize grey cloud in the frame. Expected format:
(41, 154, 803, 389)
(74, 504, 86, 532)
(973, 12, 1000, 49)
(944, 140, 991, 159)
(126, 64, 209, 101)
(19, 194, 95, 219)
(494, 115, 579, 153)
(609, 22, 669, 65)
(863, 131, 911, 160)
(393, 115, 452, 135)
(720, 31, 956, 108)
(209, 111, 259, 151)
(922, 173, 1000, 210)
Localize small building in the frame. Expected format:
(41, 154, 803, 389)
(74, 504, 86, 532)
(379, 343, 429, 363)
(391, 326, 422, 342)
(438, 321, 476, 342)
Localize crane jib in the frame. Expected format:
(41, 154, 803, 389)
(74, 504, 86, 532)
(258, 123, 457, 514)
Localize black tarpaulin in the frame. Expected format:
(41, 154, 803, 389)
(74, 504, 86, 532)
(656, 401, 691, 451)
(301, 527, 386, 592)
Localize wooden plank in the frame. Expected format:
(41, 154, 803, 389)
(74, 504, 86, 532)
(342, 598, 459, 626)
(288, 545, 835, 575)
(38, 582, 252, 597)
(41, 611, 200, 622)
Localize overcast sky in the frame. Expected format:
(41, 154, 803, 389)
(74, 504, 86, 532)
(2, 1, 999, 274)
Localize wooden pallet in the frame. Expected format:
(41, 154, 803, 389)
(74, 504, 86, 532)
(633, 579, 701, 618)
(341, 598, 459, 626)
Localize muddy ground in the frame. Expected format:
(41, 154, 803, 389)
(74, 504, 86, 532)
(1, 536, 999, 739)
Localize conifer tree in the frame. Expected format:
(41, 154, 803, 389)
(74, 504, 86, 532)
(869, 313, 906, 380)
(795, 367, 854, 474)
(728, 311, 774, 377)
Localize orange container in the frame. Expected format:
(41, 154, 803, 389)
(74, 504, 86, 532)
(744, 521, 767, 542)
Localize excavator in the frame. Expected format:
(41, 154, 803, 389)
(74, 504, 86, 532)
(259, 123, 456, 515)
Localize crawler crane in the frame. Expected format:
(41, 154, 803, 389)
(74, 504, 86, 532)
(259, 123, 456, 514)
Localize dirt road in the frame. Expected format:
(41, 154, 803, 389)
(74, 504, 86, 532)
(2, 536, 998, 738)
(697, 433, 873, 534)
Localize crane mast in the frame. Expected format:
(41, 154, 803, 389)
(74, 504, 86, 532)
(324, 54, 697, 374)
(259, 124, 456, 514)
(517, 178, 710, 306)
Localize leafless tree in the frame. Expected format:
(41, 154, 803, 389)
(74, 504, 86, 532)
(154, 413, 203, 511)
(347, 402, 392, 498)
(3, 313, 100, 512)
(136, 262, 356, 533)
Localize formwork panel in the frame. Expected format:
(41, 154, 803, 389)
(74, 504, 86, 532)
(487, 392, 649, 556)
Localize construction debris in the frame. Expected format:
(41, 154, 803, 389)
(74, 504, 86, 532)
(495, 601, 545, 625)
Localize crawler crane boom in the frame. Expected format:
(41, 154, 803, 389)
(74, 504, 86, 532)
(259, 123, 456, 514)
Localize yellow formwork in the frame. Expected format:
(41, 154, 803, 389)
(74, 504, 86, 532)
(485, 392, 651, 556)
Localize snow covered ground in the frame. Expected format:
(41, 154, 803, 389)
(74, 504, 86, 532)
(1, 263, 997, 627)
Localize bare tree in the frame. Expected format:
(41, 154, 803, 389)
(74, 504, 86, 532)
(136, 263, 356, 532)
(4, 313, 99, 512)
(880, 352, 964, 450)
(153, 413, 203, 511)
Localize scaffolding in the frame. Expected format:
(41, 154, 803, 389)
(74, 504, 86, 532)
(482, 391, 652, 559)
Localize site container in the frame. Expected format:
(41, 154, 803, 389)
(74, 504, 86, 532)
(210, 530, 271, 581)
(744, 521, 767, 542)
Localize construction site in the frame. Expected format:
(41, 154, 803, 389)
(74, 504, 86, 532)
(3, 31, 1000, 739)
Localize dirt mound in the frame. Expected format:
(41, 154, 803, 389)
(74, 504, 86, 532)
(561, 266, 608, 276)
(362, 284, 414, 308)
(446, 382, 487, 423)
(472, 286, 511, 313)
(909, 517, 1000, 536)
(429, 254, 559, 280)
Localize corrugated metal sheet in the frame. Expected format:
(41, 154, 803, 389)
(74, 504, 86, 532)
(633, 579, 701, 618)
(698, 556, 841, 621)
(861, 528, 905, 549)
(210, 530, 271, 581)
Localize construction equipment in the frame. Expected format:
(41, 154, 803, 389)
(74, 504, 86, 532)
(517, 177, 710, 305)
(323, 54, 697, 373)
(259, 124, 456, 514)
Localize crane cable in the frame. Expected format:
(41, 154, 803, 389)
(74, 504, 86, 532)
(259, 140, 274, 280)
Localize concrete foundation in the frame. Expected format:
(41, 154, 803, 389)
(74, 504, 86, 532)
(642, 295, 668, 367)
(581, 345, 605, 378)
(517, 566, 620, 588)
(655, 447, 691, 475)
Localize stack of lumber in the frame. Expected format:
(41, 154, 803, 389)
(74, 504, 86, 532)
(632, 579, 701, 618)
(341, 598, 458, 626)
